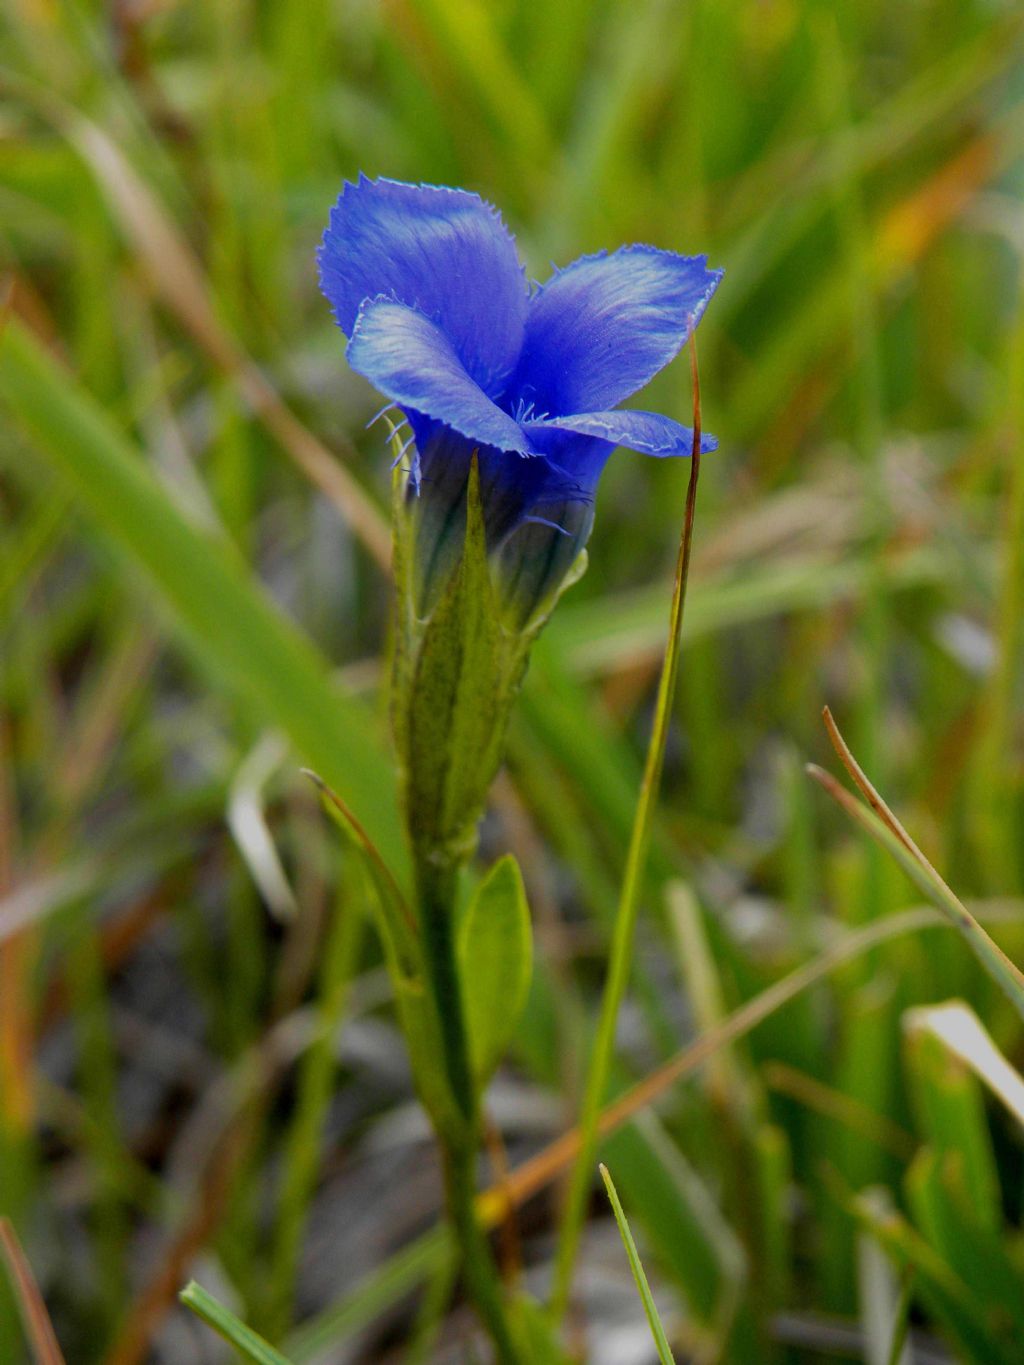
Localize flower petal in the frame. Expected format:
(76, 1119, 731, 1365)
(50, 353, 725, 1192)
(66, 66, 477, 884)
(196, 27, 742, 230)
(526, 408, 717, 457)
(347, 298, 533, 455)
(509, 247, 723, 416)
(318, 176, 528, 395)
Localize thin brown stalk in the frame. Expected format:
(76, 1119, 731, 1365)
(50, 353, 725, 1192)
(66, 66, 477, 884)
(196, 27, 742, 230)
(0, 1218, 66, 1365)
(808, 727, 1024, 1013)
(57, 111, 392, 571)
(821, 705, 921, 859)
(482, 1111, 523, 1286)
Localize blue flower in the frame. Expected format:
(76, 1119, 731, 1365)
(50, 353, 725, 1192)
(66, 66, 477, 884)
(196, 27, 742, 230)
(319, 175, 722, 620)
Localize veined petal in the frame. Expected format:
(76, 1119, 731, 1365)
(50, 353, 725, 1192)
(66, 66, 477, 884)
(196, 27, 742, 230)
(318, 176, 528, 395)
(348, 298, 534, 455)
(526, 408, 717, 457)
(509, 247, 723, 416)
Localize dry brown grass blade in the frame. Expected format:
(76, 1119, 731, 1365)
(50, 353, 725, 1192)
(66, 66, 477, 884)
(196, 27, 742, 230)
(482, 1111, 523, 1285)
(0, 1218, 66, 1365)
(810, 710, 1024, 1014)
(65, 117, 392, 571)
(821, 705, 922, 861)
(762, 1061, 916, 1160)
(876, 133, 996, 271)
(0, 678, 34, 1133)
(478, 906, 943, 1226)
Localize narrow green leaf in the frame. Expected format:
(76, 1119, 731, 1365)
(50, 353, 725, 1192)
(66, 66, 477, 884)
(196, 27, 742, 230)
(305, 771, 418, 977)
(509, 1293, 573, 1364)
(843, 1187, 1018, 1365)
(602, 1116, 744, 1345)
(458, 854, 533, 1082)
(884, 1277, 914, 1365)
(906, 1000, 1024, 1129)
(905, 1149, 1024, 1337)
(599, 1164, 677, 1365)
(284, 1229, 449, 1362)
(179, 1281, 292, 1365)
(753, 1124, 792, 1310)
(904, 1021, 1000, 1230)
(0, 318, 406, 879)
(307, 772, 462, 1136)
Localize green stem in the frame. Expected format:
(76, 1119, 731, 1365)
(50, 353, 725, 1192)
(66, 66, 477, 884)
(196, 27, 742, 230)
(417, 858, 476, 1124)
(442, 1141, 519, 1365)
(551, 403, 704, 1322)
(415, 853, 521, 1364)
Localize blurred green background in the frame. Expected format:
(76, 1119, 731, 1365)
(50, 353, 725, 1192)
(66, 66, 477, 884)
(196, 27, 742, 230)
(2, 0, 1024, 1361)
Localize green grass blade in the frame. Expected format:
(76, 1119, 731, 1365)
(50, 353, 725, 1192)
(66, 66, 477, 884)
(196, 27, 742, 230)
(807, 762, 1024, 1021)
(0, 318, 406, 879)
(283, 1229, 449, 1362)
(261, 883, 365, 1340)
(179, 1281, 292, 1365)
(599, 1164, 676, 1365)
(885, 1277, 914, 1365)
(0, 1218, 66, 1365)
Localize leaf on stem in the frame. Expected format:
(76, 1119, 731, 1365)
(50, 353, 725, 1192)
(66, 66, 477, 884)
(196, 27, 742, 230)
(458, 854, 533, 1082)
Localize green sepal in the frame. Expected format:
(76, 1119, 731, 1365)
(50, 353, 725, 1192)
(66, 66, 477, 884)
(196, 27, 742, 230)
(457, 854, 533, 1083)
(401, 457, 509, 867)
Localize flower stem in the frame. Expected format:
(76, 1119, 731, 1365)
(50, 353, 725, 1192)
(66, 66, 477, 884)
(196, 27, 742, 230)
(442, 1140, 520, 1364)
(415, 854, 521, 1364)
(416, 858, 476, 1123)
(549, 341, 704, 1322)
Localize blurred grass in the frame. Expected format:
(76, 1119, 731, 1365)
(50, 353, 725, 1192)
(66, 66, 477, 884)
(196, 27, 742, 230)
(1, 0, 1023, 1361)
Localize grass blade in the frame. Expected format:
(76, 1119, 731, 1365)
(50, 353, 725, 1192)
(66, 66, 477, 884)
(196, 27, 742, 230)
(905, 1001, 1024, 1131)
(551, 337, 705, 1316)
(599, 1164, 676, 1365)
(809, 708, 1024, 1019)
(179, 1281, 291, 1365)
(283, 906, 971, 1356)
(0, 1219, 66, 1365)
(0, 317, 406, 879)
(283, 1230, 449, 1362)
(885, 1275, 914, 1365)
(62, 109, 392, 570)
